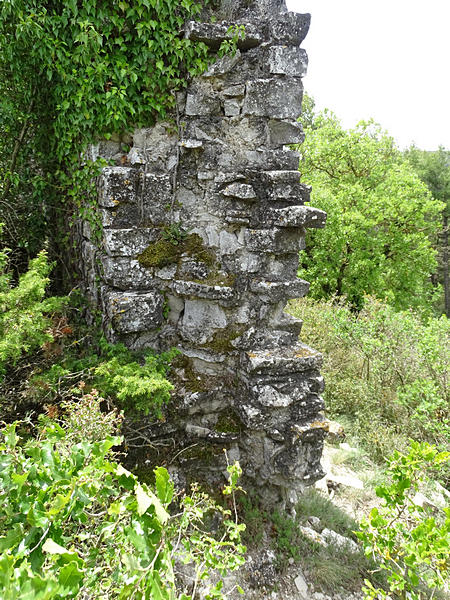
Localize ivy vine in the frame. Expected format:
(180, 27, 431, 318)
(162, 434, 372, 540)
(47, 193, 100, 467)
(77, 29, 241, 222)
(0, 0, 217, 274)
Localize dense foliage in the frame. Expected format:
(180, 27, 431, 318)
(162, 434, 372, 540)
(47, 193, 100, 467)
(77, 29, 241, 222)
(297, 110, 444, 311)
(405, 146, 450, 316)
(0, 0, 216, 272)
(0, 392, 246, 599)
(358, 442, 450, 600)
(288, 297, 449, 468)
(0, 239, 66, 380)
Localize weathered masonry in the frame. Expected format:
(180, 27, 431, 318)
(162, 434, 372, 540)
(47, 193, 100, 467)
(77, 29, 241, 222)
(79, 0, 327, 505)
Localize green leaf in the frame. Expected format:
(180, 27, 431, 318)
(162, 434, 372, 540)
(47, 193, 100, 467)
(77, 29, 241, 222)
(58, 561, 84, 591)
(136, 484, 169, 523)
(42, 539, 70, 555)
(154, 466, 174, 505)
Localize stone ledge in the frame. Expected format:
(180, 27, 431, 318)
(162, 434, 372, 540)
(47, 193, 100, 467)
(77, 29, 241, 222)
(249, 278, 310, 300)
(269, 12, 311, 46)
(240, 343, 323, 375)
(185, 21, 262, 50)
(266, 205, 327, 228)
(172, 280, 236, 301)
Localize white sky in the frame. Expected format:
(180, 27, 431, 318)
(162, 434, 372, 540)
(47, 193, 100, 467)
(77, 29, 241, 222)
(285, 0, 450, 150)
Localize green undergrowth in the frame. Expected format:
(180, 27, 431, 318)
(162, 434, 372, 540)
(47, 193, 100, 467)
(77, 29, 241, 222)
(0, 241, 66, 381)
(288, 296, 449, 483)
(21, 334, 178, 419)
(0, 252, 179, 421)
(0, 391, 246, 600)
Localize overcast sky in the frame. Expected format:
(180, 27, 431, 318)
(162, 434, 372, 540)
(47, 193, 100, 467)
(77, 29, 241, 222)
(285, 0, 450, 150)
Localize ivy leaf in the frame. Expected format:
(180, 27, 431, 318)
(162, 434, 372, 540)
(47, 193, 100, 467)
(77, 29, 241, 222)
(154, 467, 173, 505)
(136, 484, 169, 523)
(42, 539, 70, 555)
(58, 561, 84, 590)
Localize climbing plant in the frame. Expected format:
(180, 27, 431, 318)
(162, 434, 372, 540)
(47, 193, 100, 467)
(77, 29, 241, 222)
(0, 0, 215, 273)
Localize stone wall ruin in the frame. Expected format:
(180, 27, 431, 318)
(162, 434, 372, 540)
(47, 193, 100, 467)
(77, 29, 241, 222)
(80, 0, 327, 506)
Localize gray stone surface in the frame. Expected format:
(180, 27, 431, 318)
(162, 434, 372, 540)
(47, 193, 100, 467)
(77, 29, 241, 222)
(79, 0, 327, 506)
(243, 78, 303, 119)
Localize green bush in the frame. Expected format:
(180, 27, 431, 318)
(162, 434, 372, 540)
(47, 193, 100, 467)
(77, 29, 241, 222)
(0, 391, 246, 599)
(0, 241, 65, 380)
(288, 297, 449, 464)
(358, 442, 450, 600)
(25, 334, 179, 418)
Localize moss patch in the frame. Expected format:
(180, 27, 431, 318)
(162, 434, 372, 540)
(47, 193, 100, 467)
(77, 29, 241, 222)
(138, 232, 217, 270)
(200, 326, 245, 353)
(138, 237, 181, 268)
(215, 410, 243, 434)
(183, 233, 216, 267)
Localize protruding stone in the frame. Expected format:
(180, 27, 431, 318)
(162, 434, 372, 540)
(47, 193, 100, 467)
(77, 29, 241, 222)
(249, 278, 310, 300)
(244, 228, 305, 253)
(240, 343, 323, 375)
(184, 21, 262, 50)
(104, 228, 159, 256)
(267, 205, 327, 228)
(222, 182, 257, 200)
(270, 12, 311, 46)
(268, 46, 308, 77)
(243, 78, 303, 119)
(105, 290, 164, 334)
(268, 120, 305, 147)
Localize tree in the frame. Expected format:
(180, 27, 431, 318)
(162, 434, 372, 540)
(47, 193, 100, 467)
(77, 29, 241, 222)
(405, 146, 450, 316)
(298, 109, 444, 311)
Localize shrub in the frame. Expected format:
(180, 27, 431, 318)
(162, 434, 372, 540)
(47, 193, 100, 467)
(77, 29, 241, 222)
(0, 240, 65, 380)
(358, 442, 450, 599)
(288, 297, 449, 466)
(0, 391, 246, 599)
(22, 332, 179, 419)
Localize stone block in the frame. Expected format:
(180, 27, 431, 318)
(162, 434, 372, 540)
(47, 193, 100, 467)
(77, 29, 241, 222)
(244, 228, 305, 253)
(262, 170, 311, 203)
(98, 166, 138, 208)
(185, 82, 221, 117)
(184, 21, 262, 50)
(249, 278, 310, 300)
(103, 228, 159, 257)
(102, 257, 154, 290)
(270, 12, 311, 46)
(267, 205, 327, 228)
(244, 149, 301, 171)
(243, 78, 303, 119)
(182, 300, 228, 344)
(223, 84, 245, 97)
(105, 290, 164, 334)
(222, 183, 257, 200)
(268, 46, 308, 77)
(173, 280, 236, 302)
(224, 99, 241, 116)
(268, 120, 305, 147)
(240, 343, 323, 376)
(132, 123, 178, 171)
(141, 173, 173, 226)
